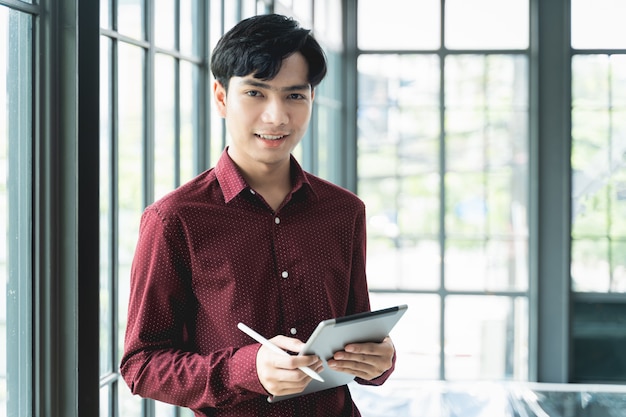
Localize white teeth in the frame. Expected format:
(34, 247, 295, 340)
(258, 134, 284, 140)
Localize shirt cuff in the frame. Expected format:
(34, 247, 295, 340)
(230, 343, 267, 396)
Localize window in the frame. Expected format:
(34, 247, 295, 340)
(356, 0, 530, 381)
(1, 3, 33, 416)
(570, 0, 626, 383)
(99, 0, 207, 415)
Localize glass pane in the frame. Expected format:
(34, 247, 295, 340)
(118, 0, 144, 40)
(155, 401, 177, 416)
(612, 240, 626, 292)
(359, 50, 440, 156)
(292, 0, 312, 25)
(446, 238, 528, 292)
(100, 385, 110, 416)
(209, 0, 223, 52)
(241, 0, 258, 19)
(572, 55, 626, 293)
(155, 0, 175, 50)
(223, 1, 240, 32)
(154, 54, 176, 200)
(180, 61, 197, 182)
(572, 300, 626, 382)
(358, 0, 440, 50)
(210, 110, 225, 167)
(574, 238, 610, 291)
(445, 0, 529, 49)
(117, 43, 145, 366)
(445, 55, 529, 172)
(611, 169, 626, 237)
(100, 36, 112, 376)
(275, 0, 312, 26)
(315, 38, 342, 182)
(1, 7, 33, 416)
(446, 296, 528, 380)
(314, 0, 342, 49)
(369, 293, 440, 380)
(572, 238, 611, 292)
(367, 237, 441, 291)
(613, 57, 626, 108)
(101, 0, 110, 28)
(397, 175, 440, 236)
(572, 55, 611, 108)
(180, 407, 195, 417)
(358, 54, 442, 287)
(571, 0, 626, 49)
(180, 0, 199, 56)
(118, 381, 142, 417)
(315, 101, 341, 181)
(445, 173, 486, 235)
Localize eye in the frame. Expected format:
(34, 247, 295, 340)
(246, 90, 263, 97)
(288, 93, 306, 100)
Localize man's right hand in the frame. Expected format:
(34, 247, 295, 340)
(255, 335, 323, 396)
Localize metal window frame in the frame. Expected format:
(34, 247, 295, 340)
(31, 0, 101, 415)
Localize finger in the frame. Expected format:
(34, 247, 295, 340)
(268, 335, 321, 368)
(270, 335, 306, 354)
(256, 349, 316, 396)
(345, 336, 394, 355)
(328, 358, 379, 380)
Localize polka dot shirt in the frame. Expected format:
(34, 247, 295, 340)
(119, 149, 394, 416)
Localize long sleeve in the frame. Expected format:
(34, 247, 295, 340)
(120, 207, 267, 409)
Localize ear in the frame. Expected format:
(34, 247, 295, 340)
(311, 87, 315, 102)
(213, 80, 228, 118)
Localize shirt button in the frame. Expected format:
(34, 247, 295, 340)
(274, 217, 280, 224)
(290, 327, 297, 335)
(281, 271, 289, 279)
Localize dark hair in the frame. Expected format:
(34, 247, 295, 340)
(210, 14, 327, 90)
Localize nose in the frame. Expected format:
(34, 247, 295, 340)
(261, 98, 289, 125)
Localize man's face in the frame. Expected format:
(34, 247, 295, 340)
(213, 52, 314, 172)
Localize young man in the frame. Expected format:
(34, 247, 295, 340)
(120, 14, 396, 416)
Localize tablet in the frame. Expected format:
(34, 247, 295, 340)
(268, 304, 408, 403)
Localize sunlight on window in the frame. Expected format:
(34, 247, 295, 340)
(445, 0, 529, 49)
(571, 55, 626, 292)
(0, 8, 8, 413)
(358, 0, 440, 50)
(357, 0, 530, 382)
(571, 0, 626, 49)
(1, 5, 33, 415)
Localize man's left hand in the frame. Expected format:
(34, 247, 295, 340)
(326, 336, 395, 380)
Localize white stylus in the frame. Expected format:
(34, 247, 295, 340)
(237, 322, 325, 383)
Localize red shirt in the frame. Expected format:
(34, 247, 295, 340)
(120, 149, 394, 416)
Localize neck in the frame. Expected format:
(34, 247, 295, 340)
(227, 149, 292, 211)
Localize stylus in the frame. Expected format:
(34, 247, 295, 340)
(237, 322, 325, 383)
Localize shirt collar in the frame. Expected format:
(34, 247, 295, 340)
(214, 147, 318, 204)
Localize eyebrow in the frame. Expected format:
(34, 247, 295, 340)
(241, 79, 311, 92)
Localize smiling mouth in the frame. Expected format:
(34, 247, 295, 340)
(255, 134, 287, 140)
